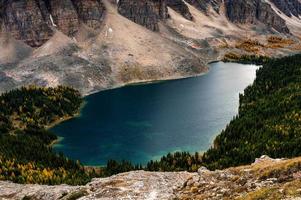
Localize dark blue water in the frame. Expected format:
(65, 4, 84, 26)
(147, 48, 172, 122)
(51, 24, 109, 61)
(52, 62, 259, 166)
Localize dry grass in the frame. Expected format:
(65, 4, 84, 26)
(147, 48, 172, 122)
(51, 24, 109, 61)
(227, 157, 301, 182)
(232, 158, 301, 199)
(176, 157, 301, 200)
(239, 187, 282, 200)
(224, 157, 301, 181)
(257, 159, 301, 180)
(239, 179, 301, 200)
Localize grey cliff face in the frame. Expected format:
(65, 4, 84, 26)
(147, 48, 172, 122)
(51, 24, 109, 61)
(271, 0, 301, 17)
(0, 0, 106, 47)
(225, 0, 290, 34)
(117, 0, 194, 31)
(185, 0, 222, 14)
(0, 0, 54, 47)
(0, 0, 294, 46)
(225, 0, 258, 23)
(48, 0, 79, 37)
(117, 0, 168, 31)
(72, 0, 105, 30)
(166, 0, 193, 20)
(256, 0, 291, 33)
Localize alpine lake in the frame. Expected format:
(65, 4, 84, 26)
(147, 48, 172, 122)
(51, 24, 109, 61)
(52, 62, 259, 166)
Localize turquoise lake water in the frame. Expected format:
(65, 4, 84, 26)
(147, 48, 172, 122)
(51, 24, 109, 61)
(52, 62, 259, 166)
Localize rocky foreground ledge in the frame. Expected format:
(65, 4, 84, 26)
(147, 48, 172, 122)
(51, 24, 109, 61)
(0, 171, 193, 200)
(2, 156, 301, 200)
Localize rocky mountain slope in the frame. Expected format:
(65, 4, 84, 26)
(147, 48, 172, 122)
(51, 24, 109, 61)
(0, 0, 301, 95)
(225, 0, 289, 33)
(2, 155, 301, 199)
(271, 0, 301, 17)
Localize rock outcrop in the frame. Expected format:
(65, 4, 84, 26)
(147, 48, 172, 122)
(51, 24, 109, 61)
(166, 0, 193, 20)
(117, 0, 168, 31)
(0, 0, 294, 47)
(0, 171, 193, 200)
(3, 156, 301, 199)
(48, 0, 79, 37)
(0, 0, 106, 47)
(72, 0, 105, 30)
(186, 0, 222, 14)
(0, 0, 54, 47)
(271, 0, 301, 18)
(225, 0, 290, 34)
(225, 0, 257, 24)
(256, 0, 291, 33)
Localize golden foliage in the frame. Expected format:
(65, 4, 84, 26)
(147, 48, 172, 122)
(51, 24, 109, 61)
(266, 36, 295, 49)
(235, 39, 265, 53)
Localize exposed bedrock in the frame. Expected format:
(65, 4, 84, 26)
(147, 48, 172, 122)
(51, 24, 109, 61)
(271, 0, 301, 18)
(117, 0, 168, 31)
(225, 0, 290, 34)
(185, 0, 222, 14)
(256, 0, 291, 34)
(72, 0, 105, 30)
(117, 0, 194, 30)
(0, 0, 106, 47)
(166, 0, 193, 20)
(48, 0, 79, 36)
(0, 0, 54, 47)
(0, 0, 294, 47)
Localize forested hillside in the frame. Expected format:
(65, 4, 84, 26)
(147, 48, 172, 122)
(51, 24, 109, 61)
(0, 86, 95, 185)
(203, 54, 301, 169)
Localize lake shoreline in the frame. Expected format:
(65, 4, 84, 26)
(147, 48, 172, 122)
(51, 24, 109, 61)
(51, 62, 259, 166)
(83, 59, 260, 97)
(83, 67, 211, 97)
(47, 101, 87, 147)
